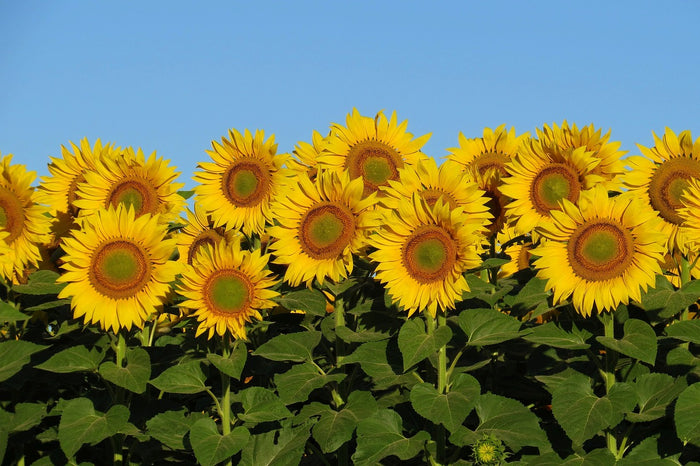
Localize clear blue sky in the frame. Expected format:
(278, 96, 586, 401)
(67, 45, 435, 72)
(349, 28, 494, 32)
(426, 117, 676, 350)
(2, 1, 699, 189)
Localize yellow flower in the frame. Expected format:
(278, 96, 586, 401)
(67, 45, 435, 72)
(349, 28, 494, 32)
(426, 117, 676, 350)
(74, 146, 185, 224)
(317, 108, 431, 196)
(532, 187, 666, 317)
(287, 130, 330, 179)
(624, 128, 700, 253)
(193, 129, 288, 236)
(370, 195, 485, 317)
(58, 205, 180, 331)
(178, 239, 279, 340)
(500, 135, 603, 235)
(268, 169, 378, 287)
(176, 202, 240, 265)
(536, 121, 627, 190)
(496, 226, 533, 279)
(0, 153, 52, 282)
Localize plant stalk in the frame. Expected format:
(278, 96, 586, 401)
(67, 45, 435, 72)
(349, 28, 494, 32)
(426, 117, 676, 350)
(600, 312, 618, 457)
(220, 336, 233, 466)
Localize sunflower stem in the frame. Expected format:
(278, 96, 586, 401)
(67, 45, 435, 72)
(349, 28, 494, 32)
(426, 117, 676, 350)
(220, 335, 233, 466)
(600, 312, 618, 457)
(429, 310, 448, 465)
(680, 257, 691, 321)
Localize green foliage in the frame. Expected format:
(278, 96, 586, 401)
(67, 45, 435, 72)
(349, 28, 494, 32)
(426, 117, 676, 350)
(596, 318, 658, 365)
(189, 418, 249, 466)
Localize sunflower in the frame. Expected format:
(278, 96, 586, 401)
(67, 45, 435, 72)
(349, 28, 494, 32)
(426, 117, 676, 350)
(268, 169, 378, 287)
(74, 146, 185, 225)
(0, 153, 52, 282)
(287, 130, 330, 179)
(193, 129, 288, 236)
(57, 205, 180, 332)
(317, 108, 431, 196)
(176, 202, 240, 265)
(624, 128, 700, 253)
(500, 136, 604, 236)
(380, 158, 491, 223)
(531, 187, 666, 317)
(178, 239, 279, 340)
(370, 194, 485, 317)
(536, 121, 627, 190)
(496, 226, 533, 279)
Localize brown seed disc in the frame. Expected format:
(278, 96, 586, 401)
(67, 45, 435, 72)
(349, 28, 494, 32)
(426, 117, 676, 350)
(530, 163, 581, 215)
(647, 157, 700, 225)
(203, 269, 252, 316)
(187, 229, 225, 265)
(345, 140, 404, 194)
(299, 202, 356, 260)
(222, 159, 271, 207)
(0, 187, 26, 243)
(474, 151, 509, 177)
(107, 177, 159, 217)
(402, 225, 457, 283)
(567, 221, 634, 281)
(89, 240, 151, 298)
(421, 188, 458, 209)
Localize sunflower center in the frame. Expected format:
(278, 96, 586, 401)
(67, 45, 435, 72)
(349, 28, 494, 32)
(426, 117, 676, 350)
(299, 203, 356, 259)
(187, 229, 225, 264)
(204, 270, 252, 315)
(648, 157, 700, 225)
(402, 226, 457, 283)
(89, 240, 151, 298)
(0, 187, 25, 243)
(107, 177, 159, 217)
(568, 221, 634, 281)
(223, 159, 271, 207)
(345, 140, 403, 194)
(475, 152, 509, 177)
(421, 188, 457, 209)
(530, 163, 581, 214)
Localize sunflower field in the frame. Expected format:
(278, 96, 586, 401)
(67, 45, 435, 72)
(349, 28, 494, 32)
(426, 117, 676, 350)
(1, 109, 699, 465)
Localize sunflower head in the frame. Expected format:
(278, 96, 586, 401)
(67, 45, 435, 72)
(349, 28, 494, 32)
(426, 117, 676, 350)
(175, 203, 240, 265)
(532, 186, 666, 317)
(57, 205, 180, 332)
(370, 194, 485, 317)
(317, 108, 431, 197)
(287, 130, 330, 179)
(178, 239, 279, 340)
(193, 128, 289, 236)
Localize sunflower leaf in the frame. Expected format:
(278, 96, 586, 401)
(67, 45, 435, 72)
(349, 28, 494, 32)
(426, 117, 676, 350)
(458, 307, 526, 346)
(274, 362, 345, 405)
(11, 270, 66, 295)
(149, 360, 208, 394)
(616, 437, 682, 465)
(596, 319, 657, 365)
(274, 289, 328, 316)
(0, 301, 30, 321)
(58, 398, 130, 458)
(627, 373, 687, 423)
(0, 340, 46, 382)
(146, 409, 208, 451)
(523, 322, 592, 349)
(207, 342, 247, 380)
(235, 387, 292, 423)
(639, 274, 700, 319)
(665, 320, 700, 344)
(252, 330, 321, 362)
(10, 403, 47, 433)
(312, 390, 378, 453)
(36, 345, 104, 373)
(409, 373, 480, 432)
(674, 382, 700, 446)
(239, 420, 311, 466)
(99, 347, 151, 394)
(189, 418, 249, 466)
(398, 318, 452, 371)
(474, 393, 549, 450)
(340, 340, 416, 390)
(352, 409, 430, 465)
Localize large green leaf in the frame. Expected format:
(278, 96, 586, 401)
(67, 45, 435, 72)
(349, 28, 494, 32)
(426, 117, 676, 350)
(10, 403, 46, 433)
(502, 275, 550, 314)
(252, 331, 321, 362)
(12, 270, 66, 295)
(189, 418, 249, 466)
(239, 421, 311, 466)
(99, 347, 151, 394)
(146, 409, 208, 450)
(397, 318, 452, 371)
(236, 387, 292, 423)
(529, 449, 616, 465)
(335, 325, 390, 342)
(274, 362, 345, 404)
(523, 322, 591, 349)
(0, 340, 45, 382)
(627, 373, 687, 423)
(616, 437, 682, 465)
(596, 319, 657, 365)
(473, 394, 548, 450)
(458, 307, 525, 346)
(340, 340, 415, 390)
(274, 288, 328, 316)
(207, 342, 247, 380)
(312, 390, 378, 453)
(665, 320, 700, 344)
(352, 409, 430, 465)
(36, 345, 104, 373)
(552, 373, 636, 445)
(58, 398, 130, 458)
(0, 301, 29, 321)
(639, 274, 700, 318)
(409, 373, 480, 433)
(149, 360, 208, 394)
(674, 382, 700, 446)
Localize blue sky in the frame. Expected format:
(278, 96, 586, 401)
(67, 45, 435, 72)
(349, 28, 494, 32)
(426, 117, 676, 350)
(2, 1, 700, 189)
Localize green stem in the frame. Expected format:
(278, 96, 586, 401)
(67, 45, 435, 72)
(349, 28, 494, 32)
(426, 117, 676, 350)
(116, 331, 127, 369)
(600, 312, 618, 457)
(680, 257, 691, 321)
(334, 297, 349, 466)
(220, 337, 233, 466)
(433, 311, 448, 465)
